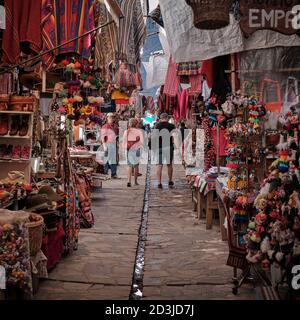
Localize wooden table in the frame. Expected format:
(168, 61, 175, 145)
(191, 176, 228, 241)
(215, 181, 228, 241)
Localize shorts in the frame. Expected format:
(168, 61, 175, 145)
(157, 147, 174, 165)
(127, 149, 141, 168)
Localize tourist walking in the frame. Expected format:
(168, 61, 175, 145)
(151, 113, 177, 188)
(101, 113, 119, 179)
(123, 118, 144, 187)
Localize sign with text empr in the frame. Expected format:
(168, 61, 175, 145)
(240, 0, 300, 37)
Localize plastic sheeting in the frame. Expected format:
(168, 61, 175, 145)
(239, 47, 300, 113)
(142, 53, 169, 89)
(159, 0, 300, 63)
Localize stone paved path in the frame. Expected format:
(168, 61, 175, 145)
(143, 165, 255, 300)
(35, 163, 255, 300)
(36, 164, 147, 300)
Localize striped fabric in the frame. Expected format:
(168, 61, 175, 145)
(94, 2, 118, 81)
(188, 74, 202, 96)
(163, 56, 180, 97)
(41, 0, 96, 70)
(118, 0, 146, 72)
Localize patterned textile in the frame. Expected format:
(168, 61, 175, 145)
(0, 73, 13, 94)
(188, 74, 202, 96)
(163, 56, 180, 97)
(149, 4, 164, 27)
(176, 61, 201, 76)
(118, 0, 146, 72)
(146, 96, 155, 114)
(41, 0, 96, 70)
(94, 2, 118, 81)
(115, 63, 138, 88)
(2, 0, 42, 64)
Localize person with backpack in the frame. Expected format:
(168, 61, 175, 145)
(122, 118, 144, 187)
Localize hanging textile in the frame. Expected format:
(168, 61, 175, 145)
(200, 59, 214, 89)
(176, 61, 201, 76)
(163, 56, 180, 97)
(41, 0, 96, 70)
(118, 0, 146, 72)
(177, 89, 189, 120)
(2, 0, 42, 64)
(188, 74, 202, 96)
(94, 1, 118, 81)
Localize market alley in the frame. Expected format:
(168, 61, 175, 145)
(34, 162, 255, 300)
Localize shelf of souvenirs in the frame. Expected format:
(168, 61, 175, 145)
(0, 135, 31, 139)
(0, 110, 34, 114)
(0, 159, 30, 163)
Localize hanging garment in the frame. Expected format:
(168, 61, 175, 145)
(2, 0, 42, 64)
(188, 74, 202, 96)
(118, 0, 146, 72)
(202, 80, 212, 101)
(210, 127, 228, 157)
(149, 4, 164, 27)
(176, 61, 201, 76)
(201, 59, 214, 89)
(41, 0, 96, 69)
(164, 56, 180, 97)
(177, 89, 189, 120)
(94, 2, 118, 81)
(0, 73, 13, 94)
(283, 77, 299, 113)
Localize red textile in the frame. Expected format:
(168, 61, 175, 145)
(115, 99, 129, 105)
(42, 221, 65, 270)
(2, 0, 42, 64)
(177, 89, 189, 120)
(210, 127, 228, 157)
(201, 59, 214, 89)
(41, 0, 96, 70)
(163, 56, 180, 97)
(188, 74, 202, 96)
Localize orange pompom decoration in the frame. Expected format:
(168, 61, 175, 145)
(68, 98, 76, 104)
(74, 61, 81, 69)
(62, 60, 69, 66)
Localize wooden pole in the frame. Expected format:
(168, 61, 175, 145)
(42, 68, 47, 92)
(230, 53, 236, 93)
(217, 124, 220, 175)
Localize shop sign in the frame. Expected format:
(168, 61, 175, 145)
(0, 266, 5, 289)
(0, 6, 5, 30)
(292, 265, 300, 291)
(240, 0, 300, 36)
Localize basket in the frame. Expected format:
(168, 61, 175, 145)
(185, 0, 233, 30)
(25, 214, 44, 257)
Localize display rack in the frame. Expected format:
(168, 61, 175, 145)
(0, 109, 34, 182)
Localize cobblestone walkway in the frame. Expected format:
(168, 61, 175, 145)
(35, 163, 255, 300)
